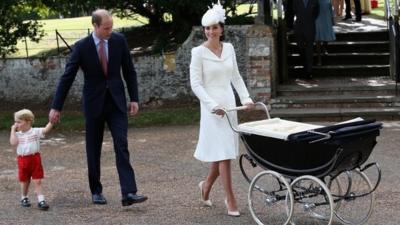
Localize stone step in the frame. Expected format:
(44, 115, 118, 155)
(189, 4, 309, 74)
(288, 64, 390, 76)
(288, 52, 389, 65)
(288, 31, 388, 42)
(277, 83, 397, 96)
(288, 41, 389, 54)
(269, 107, 400, 121)
(271, 95, 400, 108)
(335, 31, 389, 42)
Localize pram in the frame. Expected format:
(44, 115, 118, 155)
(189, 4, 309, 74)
(224, 102, 382, 225)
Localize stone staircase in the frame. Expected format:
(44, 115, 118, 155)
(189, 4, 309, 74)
(287, 31, 390, 76)
(270, 77, 400, 121)
(266, 17, 400, 121)
(268, 28, 400, 121)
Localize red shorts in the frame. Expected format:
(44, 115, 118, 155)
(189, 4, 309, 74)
(17, 153, 44, 182)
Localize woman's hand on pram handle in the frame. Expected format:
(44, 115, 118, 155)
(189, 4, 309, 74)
(212, 103, 255, 117)
(212, 106, 226, 117)
(244, 102, 255, 111)
(225, 103, 254, 112)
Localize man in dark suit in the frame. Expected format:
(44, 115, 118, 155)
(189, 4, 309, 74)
(293, 0, 319, 79)
(49, 9, 147, 206)
(285, 0, 294, 29)
(343, 0, 362, 22)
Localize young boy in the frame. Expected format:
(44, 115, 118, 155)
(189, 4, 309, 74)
(9, 109, 53, 210)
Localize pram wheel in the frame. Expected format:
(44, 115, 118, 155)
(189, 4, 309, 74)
(239, 154, 264, 184)
(332, 169, 374, 225)
(248, 170, 293, 225)
(289, 175, 334, 225)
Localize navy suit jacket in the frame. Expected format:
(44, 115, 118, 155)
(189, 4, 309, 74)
(293, 0, 319, 42)
(51, 32, 138, 117)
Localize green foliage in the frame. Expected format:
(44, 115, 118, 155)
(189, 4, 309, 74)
(107, 0, 257, 53)
(0, 0, 45, 57)
(41, 0, 104, 18)
(226, 14, 255, 25)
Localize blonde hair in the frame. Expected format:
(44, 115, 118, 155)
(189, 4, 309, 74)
(14, 109, 35, 124)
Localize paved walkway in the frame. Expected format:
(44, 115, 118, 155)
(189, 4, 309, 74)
(286, 75, 396, 87)
(0, 122, 399, 225)
(334, 14, 387, 33)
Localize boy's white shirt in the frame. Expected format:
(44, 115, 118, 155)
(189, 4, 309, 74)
(15, 128, 44, 156)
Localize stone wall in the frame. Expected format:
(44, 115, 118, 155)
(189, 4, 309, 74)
(0, 25, 275, 109)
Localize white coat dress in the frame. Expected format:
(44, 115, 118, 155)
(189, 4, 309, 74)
(190, 42, 253, 162)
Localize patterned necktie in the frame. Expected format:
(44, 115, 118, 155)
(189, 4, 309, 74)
(98, 39, 108, 77)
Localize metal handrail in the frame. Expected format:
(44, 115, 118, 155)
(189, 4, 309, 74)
(386, 0, 400, 92)
(263, 0, 285, 27)
(385, 0, 400, 20)
(384, 0, 392, 20)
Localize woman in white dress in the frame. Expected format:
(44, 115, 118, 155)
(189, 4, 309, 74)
(190, 1, 254, 217)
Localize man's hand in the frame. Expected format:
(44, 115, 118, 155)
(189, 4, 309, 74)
(49, 109, 61, 124)
(129, 102, 139, 116)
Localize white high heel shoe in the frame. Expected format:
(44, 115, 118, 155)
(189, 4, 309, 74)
(198, 181, 212, 207)
(224, 199, 240, 217)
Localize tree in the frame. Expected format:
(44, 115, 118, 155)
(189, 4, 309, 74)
(0, 0, 44, 58)
(41, 0, 104, 18)
(106, 0, 256, 53)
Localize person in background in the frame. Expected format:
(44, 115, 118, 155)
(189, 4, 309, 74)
(315, 0, 336, 65)
(332, 0, 344, 17)
(10, 109, 53, 210)
(343, 0, 362, 21)
(293, 0, 320, 79)
(361, 0, 371, 14)
(285, 0, 295, 29)
(190, 0, 254, 217)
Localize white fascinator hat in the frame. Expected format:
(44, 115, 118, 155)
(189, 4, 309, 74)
(201, 0, 226, 27)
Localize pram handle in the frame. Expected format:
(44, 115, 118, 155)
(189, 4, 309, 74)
(223, 102, 270, 133)
(225, 105, 249, 112)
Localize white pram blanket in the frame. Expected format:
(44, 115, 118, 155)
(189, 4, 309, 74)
(237, 117, 364, 140)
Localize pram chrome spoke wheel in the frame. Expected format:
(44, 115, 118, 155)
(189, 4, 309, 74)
(289, 175, 334, 225)
(248, 171, 293, 225)
(333, 169, 374, 225)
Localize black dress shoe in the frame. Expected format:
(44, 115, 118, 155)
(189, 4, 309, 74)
(121, 193, 148, 206)
(92, 194, 107, 205)
(342, 16, 351, 21)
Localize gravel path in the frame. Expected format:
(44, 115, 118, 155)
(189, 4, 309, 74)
(0, 122, 399, 225)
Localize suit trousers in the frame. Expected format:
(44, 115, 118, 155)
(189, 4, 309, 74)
(297, 39, 314, 76)
(345, 0, 361, 20)
(285, 0, 294, 29)
(85, 90, 137, 196)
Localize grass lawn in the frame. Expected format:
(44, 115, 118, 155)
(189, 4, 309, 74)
(369, 0, 393, 18)
(8, 4, 258, 58)
(8, 15, 148, 58)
